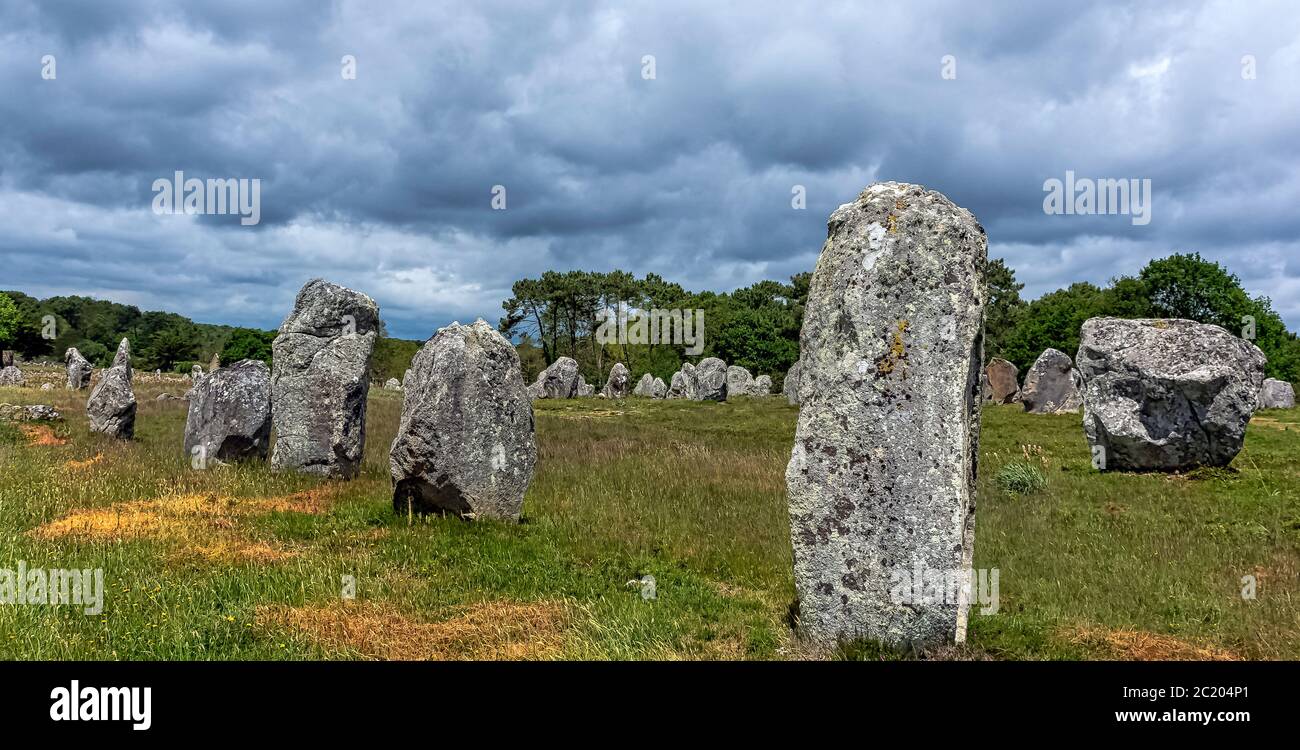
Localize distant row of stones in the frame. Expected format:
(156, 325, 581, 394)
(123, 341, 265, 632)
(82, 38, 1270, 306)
(523, 355, 776, 402)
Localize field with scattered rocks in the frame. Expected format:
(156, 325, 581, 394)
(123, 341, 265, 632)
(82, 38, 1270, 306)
(2, 363, 1299, 660)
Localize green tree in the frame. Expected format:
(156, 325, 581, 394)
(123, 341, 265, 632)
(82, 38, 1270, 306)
(144, 324, 199, 371)
(983, 258, 1027, 360)
(221, 328, 275, 364)
(0, 293, 21, 349)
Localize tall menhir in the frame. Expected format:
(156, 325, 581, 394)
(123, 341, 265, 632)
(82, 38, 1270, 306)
(270, 279, 379, 479)
(785, 182, 987, 650)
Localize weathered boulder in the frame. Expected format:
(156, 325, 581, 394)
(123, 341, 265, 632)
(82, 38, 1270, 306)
(632, 372, 656, 397)
(384, 377, 401, 391)
(650, 376, 667, 399)
(602, 362, 631, 399)
(87, 338, 135, 439)
(1020, 348, 1084, 414)
(270, 279, 379, 479)
(576, 375, 594, 397)
(726, 366, 755, 397)
(191, 364, 204, 379)
(751, 375, 773, 397)
(0, 403, 62, 422)
(785, 182, 987, 649)
(693, 357, 728, 401)
(1077, 317, 1265, 471)
(984, 358, 1019, 403)
(667, 363, 695, 400)
(532, 357, 580, 399)
(65, 348, 93, 390)
(784, 359, 802, 405)
(1257, 378, 1296, 410)
(0, 366, 24, 387)
(184, 359, 272, 465)
(389, 320, 536, 521)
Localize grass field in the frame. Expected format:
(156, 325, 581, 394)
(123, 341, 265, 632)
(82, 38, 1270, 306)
(2, 364, 1298, 660)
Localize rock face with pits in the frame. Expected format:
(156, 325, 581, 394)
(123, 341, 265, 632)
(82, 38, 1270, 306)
(1077, 317, 1265, 471)
(1020, 348, 1084, 414)
(184, 360, 272, 465)
(786, 182, 987, 650)
(270, 279, 379, 479)
(87, 338, 136, 439)
(389, 320, 536, 521)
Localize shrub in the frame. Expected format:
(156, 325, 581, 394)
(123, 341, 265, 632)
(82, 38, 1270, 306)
(997, 462, 1047, 495)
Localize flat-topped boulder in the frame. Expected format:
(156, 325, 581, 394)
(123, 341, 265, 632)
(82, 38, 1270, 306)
(1077, 317, 1265, 471)
(270, 279, 379, 479)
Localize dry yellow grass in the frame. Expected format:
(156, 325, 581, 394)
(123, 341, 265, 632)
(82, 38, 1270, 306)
(20, 424, 66, 446)
(256, 600, 570, 660)
(1064, 627, 1240, 661)
(27, 487, 342, 564)
(64, 452, 105, 470)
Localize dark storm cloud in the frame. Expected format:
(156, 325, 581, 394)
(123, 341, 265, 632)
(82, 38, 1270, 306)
(1, 0, 1297, 337)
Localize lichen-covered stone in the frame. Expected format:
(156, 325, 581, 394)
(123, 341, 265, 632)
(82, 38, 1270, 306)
(65, 348, 92, 390)
(693, 357, 727, 401)
(601, 362, 631, 399)
(530, 357, 580, 399)
(87, 338, 135, 439)
(0, 366, 24, 387)
(751, 374, 772, 397)
(786, 182, 986, 649)
(726, 366, 754, 397)
(1257, 378, 1296, 410)
(784, 359, 802, 405)
(389, 320, 535, 521)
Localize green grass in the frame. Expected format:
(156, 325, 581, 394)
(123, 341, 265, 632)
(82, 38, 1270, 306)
(2, 364, 1298, 660)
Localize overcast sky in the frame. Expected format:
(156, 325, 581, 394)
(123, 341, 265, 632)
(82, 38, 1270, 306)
(2, 0, 1297, 339)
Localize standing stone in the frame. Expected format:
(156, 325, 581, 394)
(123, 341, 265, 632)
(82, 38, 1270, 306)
(576, 375, 594, 397)
(65, 347, 93, 390)
(632, 372, 656, 397)
(389, 320, 535, 521)
(980, 373, 991, 401)
(531, 356, 580, 399)
(751, 375, 772, 397)
(784, 359, 802, 405)
(984, 358, 1020, 404)
(1078, 318, 1266, 471)
(1020, 348, 1084, 414)
(0, 366, 24, 387)
(602, 362, 631, 399)
(667, 363, 696, 400)
(184, 359, 272, 465)
(1257, 378, 1296, 410)
(191, 364, 204, 380)
(0, 350, 13, 368)
(786, 182, 986, 649)
(693, 357, 728, 401)
(270, 279, 379, 479)
(87, 338, 136, 439)
(726, 366, 755, 398)
(384, 378, 402, 391)
(650, 376, 667, 399)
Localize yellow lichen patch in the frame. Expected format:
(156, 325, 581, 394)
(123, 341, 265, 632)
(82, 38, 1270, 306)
(876, 319, 909, 376)
(20, 424, 67, 446)
(64, 453, 105, 470)
(256, 600, 570, 660)
(1063, 626, 1239, 661)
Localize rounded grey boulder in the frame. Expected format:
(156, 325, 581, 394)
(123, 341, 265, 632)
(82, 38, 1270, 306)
(726, 365, 754, 397)
(693, 357, 727, 401)
(601, 362, 631, 399)
(270, 279, 379, 479)
(786, 182, 987, 650)
(184, 359, 272, 465)
(1021, 348, 1084, 414)
(1077, 317, 1265, 471)
(0, 366, 24, 387)
(1257, 378, 1295, 410)
(532, 357, 580, 399)
(389, 320, 536, 521)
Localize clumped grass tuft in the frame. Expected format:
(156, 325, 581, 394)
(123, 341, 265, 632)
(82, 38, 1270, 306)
(996, 462, 1047, 495)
